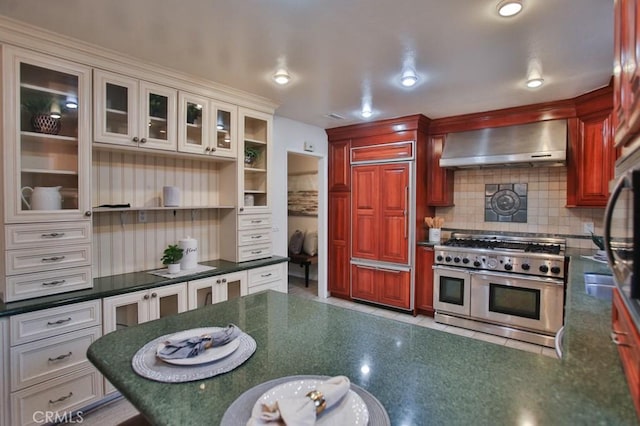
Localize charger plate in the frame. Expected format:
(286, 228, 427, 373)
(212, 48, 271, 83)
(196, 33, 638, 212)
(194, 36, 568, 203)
(131, 330, 255, 383)
(221, 375, 390, 426)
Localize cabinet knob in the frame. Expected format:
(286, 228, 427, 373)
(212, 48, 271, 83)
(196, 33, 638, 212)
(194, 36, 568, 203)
(151, 292, 157, 298)
(85, 211, 92, 217)
(216, 279, 222, 284)
(140, 138, 147, 144)
(143, 294, 150, 300)
(222, 278, 227, 283)
(205, 147, 211, 152)
(239, 207, 244, 212)
(132, 137, 139, 143)
(211, 147, 216, 152)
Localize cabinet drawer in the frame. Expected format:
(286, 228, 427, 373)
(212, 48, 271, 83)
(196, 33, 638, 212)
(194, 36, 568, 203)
(5, 222, 91, 249)
(248, 264, 283, 287)
(6, 244, 91, 275)
(10, 366, 103, 426)
(238, 229, 272, 246)
(238, 214, 272, 230)
(5, 266, 93, 302)
(10, 326, 101, 391)
(10, 300, 101, 346)
(351, 141, 413, 163)
(248, 280, 284, 294)
(238, 243, 272, 262)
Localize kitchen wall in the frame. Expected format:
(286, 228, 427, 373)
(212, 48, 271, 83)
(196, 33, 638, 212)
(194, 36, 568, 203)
(434, 166, 605, 249)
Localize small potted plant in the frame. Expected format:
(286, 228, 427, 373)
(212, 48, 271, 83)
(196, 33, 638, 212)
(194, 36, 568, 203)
(186, 103, 202, 125)
(22, 94, 61, 135)
(161, 244, 184, 274)
(244, 146, 260, 165)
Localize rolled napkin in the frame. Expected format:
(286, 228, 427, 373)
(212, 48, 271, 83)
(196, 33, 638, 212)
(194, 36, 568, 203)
(247, 376, 351, 426)
(157, 324, 241, 360)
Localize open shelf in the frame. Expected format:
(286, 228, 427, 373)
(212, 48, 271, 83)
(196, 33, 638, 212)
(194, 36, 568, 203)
(22, 168, 78, 175)
(20, 82, 76, 98)
(244, 138, 266, 145)
(93, 205, 235, 213)
(21, 131, 77, 143)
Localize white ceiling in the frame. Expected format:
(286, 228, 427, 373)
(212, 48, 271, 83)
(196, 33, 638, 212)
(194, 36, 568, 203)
(0, 0, 613, 129)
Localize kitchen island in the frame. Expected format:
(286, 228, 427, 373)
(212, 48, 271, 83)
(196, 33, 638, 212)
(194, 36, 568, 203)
(88, 254, 637, 426)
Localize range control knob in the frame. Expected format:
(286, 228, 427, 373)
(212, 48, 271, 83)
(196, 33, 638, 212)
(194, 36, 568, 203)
(445, 256, 452, 262)
(453, 257, 461, 263)
(521, 263, 530, 271)
(473, 260, 482, 267)
(504, 264, 513, 271)
(436, 255, 444, 262)
(551, 266, 561, 274)
(462, 258, 470, 264)
(539, 265, 549, 273)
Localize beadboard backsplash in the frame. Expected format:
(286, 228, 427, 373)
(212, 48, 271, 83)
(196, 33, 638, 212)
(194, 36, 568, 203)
(92, 150, 235, 277)
(434, 167, 610, 249)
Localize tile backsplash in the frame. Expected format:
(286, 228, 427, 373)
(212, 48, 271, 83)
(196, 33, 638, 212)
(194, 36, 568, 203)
(434, 167, 606, 249)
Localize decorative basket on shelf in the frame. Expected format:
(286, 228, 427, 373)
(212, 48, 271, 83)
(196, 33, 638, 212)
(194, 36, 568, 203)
(31, 113, 61, 135)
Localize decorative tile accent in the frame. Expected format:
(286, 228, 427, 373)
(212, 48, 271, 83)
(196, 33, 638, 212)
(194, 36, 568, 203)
(485, 183, 527, 223)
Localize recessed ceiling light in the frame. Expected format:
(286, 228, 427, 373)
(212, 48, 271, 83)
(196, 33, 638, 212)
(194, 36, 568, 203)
(497, 0, 523, 17)
(526, 77, 544, 88)
(400, 68, 418, 87)
(273, 68, 291, 85)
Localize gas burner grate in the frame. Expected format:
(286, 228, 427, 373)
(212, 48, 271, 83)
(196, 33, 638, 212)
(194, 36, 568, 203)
(443, 238, 561, 255)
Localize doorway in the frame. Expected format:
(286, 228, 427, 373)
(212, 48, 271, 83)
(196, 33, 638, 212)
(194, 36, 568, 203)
(287, 152, 320, 297)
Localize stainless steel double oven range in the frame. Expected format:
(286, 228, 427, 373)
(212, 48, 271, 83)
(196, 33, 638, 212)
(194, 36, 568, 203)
(433, 233, 568, 348)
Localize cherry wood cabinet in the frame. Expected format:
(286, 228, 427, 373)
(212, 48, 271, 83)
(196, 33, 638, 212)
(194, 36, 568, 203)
(427, 135, 454, 206)
(328, 140, 350, 192)
(567, 86, 616, 207)
(613, 0, 640, 149)
(351, 264, 410, 309)
(352, 163, 409, 264)
(328, 192, 350, 298)
(414, 245, 435, 316)
(612, 288, 640, 417)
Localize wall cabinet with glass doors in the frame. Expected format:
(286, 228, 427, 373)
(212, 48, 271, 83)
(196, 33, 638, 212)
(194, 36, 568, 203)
(93, 69, 177, 151)
(238, 108, 271, 212)
(3, 45, 92, 223)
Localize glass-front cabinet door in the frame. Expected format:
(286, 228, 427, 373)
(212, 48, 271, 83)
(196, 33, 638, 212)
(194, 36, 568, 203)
(178, 92, 210, 155)
(94, 70, 177, 151)
(239, 107, 271, 213)
(3, 46, 92, 223)
(211, 101, 237, 158)
(187, 272, 248, 309)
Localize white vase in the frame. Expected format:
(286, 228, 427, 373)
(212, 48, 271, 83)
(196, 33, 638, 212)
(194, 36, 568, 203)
(167, 263, 180, 274)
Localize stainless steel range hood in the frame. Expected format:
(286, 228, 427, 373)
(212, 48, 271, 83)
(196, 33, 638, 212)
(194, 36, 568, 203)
(439, 119, 567, 169)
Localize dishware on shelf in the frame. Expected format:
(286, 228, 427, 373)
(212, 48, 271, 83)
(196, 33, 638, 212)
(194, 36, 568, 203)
(163, 185, 180, 207)
(21, 186, 63, 210)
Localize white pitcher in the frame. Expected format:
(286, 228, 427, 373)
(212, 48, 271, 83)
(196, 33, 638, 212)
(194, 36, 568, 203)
(21, 186, 63, 210)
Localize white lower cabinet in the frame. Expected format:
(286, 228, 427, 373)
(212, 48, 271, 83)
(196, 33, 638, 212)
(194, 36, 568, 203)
(187, 271, 248, 310)
(248, 263, 287, 294)
(102, 283, 187, 394)
(7, 301, 103, 426)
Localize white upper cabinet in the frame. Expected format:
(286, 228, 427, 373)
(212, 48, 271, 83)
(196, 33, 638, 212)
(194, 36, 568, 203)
(211, 100, 237, 158)
(238, 107, 271, 213)
(2, 46, 92, 223)
(93, 69, 177, 151)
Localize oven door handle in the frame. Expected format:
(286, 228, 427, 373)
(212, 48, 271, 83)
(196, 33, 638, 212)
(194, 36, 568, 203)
(472, 270, 565, 287)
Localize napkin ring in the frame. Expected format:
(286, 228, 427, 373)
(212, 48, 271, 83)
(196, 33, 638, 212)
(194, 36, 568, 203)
(306, 390, 327, 414)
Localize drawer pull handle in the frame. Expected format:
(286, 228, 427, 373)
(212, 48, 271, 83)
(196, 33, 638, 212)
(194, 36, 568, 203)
(251, 250, 263, 254)
(47, 317, 72, 326)
(251, 220, 263, 224)
(42, 256, 66, 262)
(48, 351, 72, 362)
(611, 332, 632, 347)
(251, 235, 263, 239)
(261, 273, 272, 277)
(41, 232, 65, 238)
(42, 279, 66, 287)
(49, 392, 73, 405)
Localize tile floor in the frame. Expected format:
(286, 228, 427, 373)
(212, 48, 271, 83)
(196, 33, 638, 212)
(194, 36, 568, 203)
(287, 275, 559, 359)
(70, 276, 559, 425)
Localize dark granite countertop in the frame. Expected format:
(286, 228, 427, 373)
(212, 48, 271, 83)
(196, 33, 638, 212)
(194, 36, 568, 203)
(0, 256, 288, 318)
(87, 251, 637, 425)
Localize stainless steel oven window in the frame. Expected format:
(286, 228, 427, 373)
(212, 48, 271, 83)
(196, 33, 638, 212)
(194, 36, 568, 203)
(439, 276, 465, 305)
(489, 283, 541, 320)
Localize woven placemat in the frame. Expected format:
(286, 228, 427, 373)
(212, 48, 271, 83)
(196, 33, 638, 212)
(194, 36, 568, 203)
(131, 332, 256, 383)
(221, 375, 390, 426)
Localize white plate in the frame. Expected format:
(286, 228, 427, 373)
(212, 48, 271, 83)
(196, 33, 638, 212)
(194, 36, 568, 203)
(156, 327, 241, 366)
(252, 379, 369, 425)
